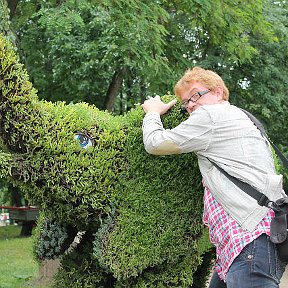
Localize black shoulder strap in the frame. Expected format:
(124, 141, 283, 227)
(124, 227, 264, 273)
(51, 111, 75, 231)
(208, 159, 271, 207)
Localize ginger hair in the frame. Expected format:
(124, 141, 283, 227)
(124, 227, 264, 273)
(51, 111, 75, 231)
(174, 67, 229, 100)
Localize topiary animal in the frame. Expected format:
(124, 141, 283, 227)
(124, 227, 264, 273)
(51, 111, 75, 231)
(0, 34, 212, 287)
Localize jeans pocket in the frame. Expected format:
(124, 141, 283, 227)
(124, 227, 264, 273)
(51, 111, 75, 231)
(227, 240, 255, 276)
(235, 240, 255, 262)
(227, 235, 285, 287)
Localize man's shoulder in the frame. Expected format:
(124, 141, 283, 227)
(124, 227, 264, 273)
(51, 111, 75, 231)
(200, 103, 247, 123)
(202, 102, 242, 115)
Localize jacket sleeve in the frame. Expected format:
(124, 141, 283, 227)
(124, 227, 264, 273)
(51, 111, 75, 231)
(142, 108, 213, 155)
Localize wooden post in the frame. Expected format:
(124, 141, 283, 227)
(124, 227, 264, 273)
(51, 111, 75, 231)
(39, 259, 61, 278)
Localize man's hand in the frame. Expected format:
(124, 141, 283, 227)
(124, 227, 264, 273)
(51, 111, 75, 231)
(141, 96, 177, 115)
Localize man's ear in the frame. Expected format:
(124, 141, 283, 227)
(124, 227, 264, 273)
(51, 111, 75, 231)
(215, 86, 224, 101)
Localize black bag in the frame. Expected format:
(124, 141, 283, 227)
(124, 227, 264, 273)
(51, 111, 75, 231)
(270, 198, 288, 262)
(276, 237, 288, 262)
(208, 109, 288, 262)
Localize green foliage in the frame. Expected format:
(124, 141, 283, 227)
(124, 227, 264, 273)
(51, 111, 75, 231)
(33, 213, 69, 261)
(0, 33, 212, 286)
(92, 99, 206, 282)
(53, 231, 115, 288)
(0, 0, 16, 45)
(18, 0, 169, 109)
(204, 0, 275, 62)
(15, 0, 275, 113)
(1, 34, 127, 225)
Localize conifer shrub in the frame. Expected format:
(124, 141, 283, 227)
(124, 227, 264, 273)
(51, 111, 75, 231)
(33, 213, 78, 260)
(0, 34, 212, 287)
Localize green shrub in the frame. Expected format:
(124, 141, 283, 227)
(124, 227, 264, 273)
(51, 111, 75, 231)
(33, 213, 78, 261)
(0, 33, 211, 287)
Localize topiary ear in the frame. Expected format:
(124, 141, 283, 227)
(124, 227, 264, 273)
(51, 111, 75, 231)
(0, 33, 46, 153)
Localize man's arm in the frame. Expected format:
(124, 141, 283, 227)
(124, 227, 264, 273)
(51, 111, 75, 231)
(142, 97, 212, 155)
(142, 96, 181, 155)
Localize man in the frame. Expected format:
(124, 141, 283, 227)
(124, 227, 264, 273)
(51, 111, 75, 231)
(141, 67, 286, 287)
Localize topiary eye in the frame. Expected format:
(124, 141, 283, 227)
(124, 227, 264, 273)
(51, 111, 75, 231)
(74, 132, 94, 149)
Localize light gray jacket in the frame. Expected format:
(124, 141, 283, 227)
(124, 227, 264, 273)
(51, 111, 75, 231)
(142, 102, 285, 232)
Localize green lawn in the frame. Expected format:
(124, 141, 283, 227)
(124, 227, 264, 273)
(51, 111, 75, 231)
(0, 225, 50, 288)
(0, 225, 23, 240)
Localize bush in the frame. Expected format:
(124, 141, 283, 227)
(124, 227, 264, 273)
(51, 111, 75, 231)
(0, 33, 211, 287)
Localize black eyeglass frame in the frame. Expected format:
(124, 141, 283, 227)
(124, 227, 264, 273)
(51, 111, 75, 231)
(181, 89, 210, 109)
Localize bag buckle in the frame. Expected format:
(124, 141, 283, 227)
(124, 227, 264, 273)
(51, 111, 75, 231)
(267, 201, 281, 212)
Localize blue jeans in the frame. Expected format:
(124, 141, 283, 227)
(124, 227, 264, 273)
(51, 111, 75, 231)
(208, 234, 287, 288)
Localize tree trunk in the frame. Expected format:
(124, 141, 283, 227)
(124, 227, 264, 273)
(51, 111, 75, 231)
(7, 0, 19, 19)
(140, 79, 146, 104)
(105, 68, 126, 112)
(20, 221, 34, 237)
(10, 184, 22, 207)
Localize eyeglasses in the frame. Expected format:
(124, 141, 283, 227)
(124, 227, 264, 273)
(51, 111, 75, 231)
(181, 89, 210, 109)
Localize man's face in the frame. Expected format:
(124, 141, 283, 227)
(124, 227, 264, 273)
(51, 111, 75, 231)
(179, 81, 223, 114)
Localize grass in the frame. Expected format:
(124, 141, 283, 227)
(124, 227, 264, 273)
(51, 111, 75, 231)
(0, 225, 51, 288)
(0, 225, 22, 240)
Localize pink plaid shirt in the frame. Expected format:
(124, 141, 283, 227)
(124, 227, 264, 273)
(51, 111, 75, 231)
(203, 187, 274, 281)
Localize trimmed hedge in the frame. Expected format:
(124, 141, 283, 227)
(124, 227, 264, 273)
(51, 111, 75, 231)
(0, 34, 212, 287)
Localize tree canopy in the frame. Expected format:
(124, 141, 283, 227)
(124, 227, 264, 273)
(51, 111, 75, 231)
(11, 0, 275, 109)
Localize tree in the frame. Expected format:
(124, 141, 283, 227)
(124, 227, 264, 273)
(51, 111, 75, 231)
(224, 0, 288, 154)
(17, 0, 169, 111)
(7, 0, 20, 18)
(0, 0, 16, 44)
(15, 0, 274, 112)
